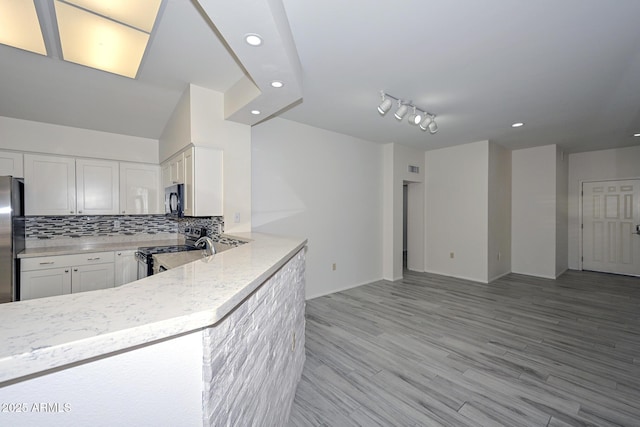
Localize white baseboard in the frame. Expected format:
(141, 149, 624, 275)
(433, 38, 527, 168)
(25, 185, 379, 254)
(488, 271, 511, 282)
(305, 277, 384, 300)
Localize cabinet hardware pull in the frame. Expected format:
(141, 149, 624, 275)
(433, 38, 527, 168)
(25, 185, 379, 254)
(117, 252, 121, 255)
(87, 257, 100, 261)
(70, 211, 74, 214)
(73, 268, 78, 272)
(122, 211, 125, 213)
(78, 211, 82, 214)
(65, 270, 69, 273)
(39, 261, 54, 265)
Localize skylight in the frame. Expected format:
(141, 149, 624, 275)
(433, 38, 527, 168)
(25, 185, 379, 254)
(0, 0, 162, 79)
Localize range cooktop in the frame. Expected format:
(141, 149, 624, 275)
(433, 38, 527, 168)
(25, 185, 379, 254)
(137, 245, 200, 256)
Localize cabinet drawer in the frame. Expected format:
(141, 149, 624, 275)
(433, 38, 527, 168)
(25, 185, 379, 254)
(21, 251, 115, 271)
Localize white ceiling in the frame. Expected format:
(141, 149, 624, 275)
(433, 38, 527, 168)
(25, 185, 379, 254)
(2, 0, 640, 154)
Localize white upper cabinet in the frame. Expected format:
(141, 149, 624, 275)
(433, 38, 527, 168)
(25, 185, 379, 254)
(76, 159, 119, 215)
(161, 162, 171, 188)
(24, 154, 76, 215)
(184, 146, 223, 217)
(25, 155, 119, 216)
(161, 146, 223, 217)
(119, 162, 161, 214)
(0, 150, 24, 177)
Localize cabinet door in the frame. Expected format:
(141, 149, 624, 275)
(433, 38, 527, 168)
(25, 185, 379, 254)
(76, 159, 119, 215)
(71, 263, 115, 293)
(161, 162, 171, 189)
(114, 250, 138, 286)
(170, 154, 184, 185)
(183, 148, 194, 216)
(0, 151, 23, 177)
(119, 163, 161, 214)
(24, 154, 76, 215)
(20, 267, 72, 300)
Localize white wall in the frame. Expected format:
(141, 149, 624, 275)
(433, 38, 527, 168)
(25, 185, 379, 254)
(190, 85, 252, 233)
(556, 148, 569, 276)
(251, 118, 383, 299)
(511, 144, 558, 278)
(567, 145, 640, 269)
(0, 332, 203, 427)
(488, 142, 512, 281)
(159, 87, 191, 162)
(0, 116, 158, 163)
(425, 141, 489, 282)
(158, 84, 252, 233)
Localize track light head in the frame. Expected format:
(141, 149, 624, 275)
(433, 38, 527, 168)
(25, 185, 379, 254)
(407, 107, 422, 126)
(419, 114, 432, 131)
(394, 101, 408, 121)
(377, 93, 393, 115)
(428, 119, 438, 134)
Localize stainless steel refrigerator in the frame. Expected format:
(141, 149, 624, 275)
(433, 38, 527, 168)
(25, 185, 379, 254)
(0, 176, 25, 303)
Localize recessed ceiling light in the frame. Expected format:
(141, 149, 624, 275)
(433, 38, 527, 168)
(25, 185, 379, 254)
(250, 110, 261, 115)
(511, 122, 524, 128)
(270, 80, 284, 88)
(244, 33, 262, 46)
(634, 133, 640, 137)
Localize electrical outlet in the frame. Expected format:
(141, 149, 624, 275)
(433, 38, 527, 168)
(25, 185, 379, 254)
(233, 212, 240, 223)
(450, 252, 454, 259)
(332, 263, 336, 271)
(498, 252, 501, 261)
(113, 220, 120, 230)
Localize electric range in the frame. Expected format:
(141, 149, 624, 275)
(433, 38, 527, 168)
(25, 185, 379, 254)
(135, 227, 208, 278)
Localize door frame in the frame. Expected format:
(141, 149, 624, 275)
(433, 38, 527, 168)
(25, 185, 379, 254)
(579, 176, 640, 272)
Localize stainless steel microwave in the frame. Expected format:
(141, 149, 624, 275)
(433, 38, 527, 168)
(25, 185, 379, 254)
(165, 184, 184, 217)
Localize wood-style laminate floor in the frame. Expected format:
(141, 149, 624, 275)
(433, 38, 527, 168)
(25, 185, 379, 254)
(288, 270, 640, 426)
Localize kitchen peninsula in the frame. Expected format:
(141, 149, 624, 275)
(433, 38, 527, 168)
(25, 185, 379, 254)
(0, 233, 307, 426)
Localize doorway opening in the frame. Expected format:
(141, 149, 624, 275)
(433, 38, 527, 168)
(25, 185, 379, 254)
(403, 184, 408, 270)
(403, 180, 424, 273)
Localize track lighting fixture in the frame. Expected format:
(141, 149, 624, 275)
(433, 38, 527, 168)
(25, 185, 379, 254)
(377, 92, 393, 115)
(378, 91, 438, 135)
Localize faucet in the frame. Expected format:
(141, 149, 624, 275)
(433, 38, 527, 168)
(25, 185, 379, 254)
(195, 236, 216, 256)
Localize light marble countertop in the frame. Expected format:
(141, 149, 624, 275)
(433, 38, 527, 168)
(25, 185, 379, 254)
(0, 232, 306, 385)
(18, 238, 183, 258)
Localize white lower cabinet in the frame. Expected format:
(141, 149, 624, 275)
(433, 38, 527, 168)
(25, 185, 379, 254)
(115, 250, 138, 286)
(20, 267, 72, 300)
(72, 264, 115, 293)
(20, 252, 115, 301)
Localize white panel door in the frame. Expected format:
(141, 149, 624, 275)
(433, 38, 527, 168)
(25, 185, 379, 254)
(76, 159, 119, 215)
(119, 163, 161, 214)
(582, 180, 640, 275)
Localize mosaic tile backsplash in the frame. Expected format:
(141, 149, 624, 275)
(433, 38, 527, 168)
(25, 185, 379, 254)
(25, 215, 224, 241)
